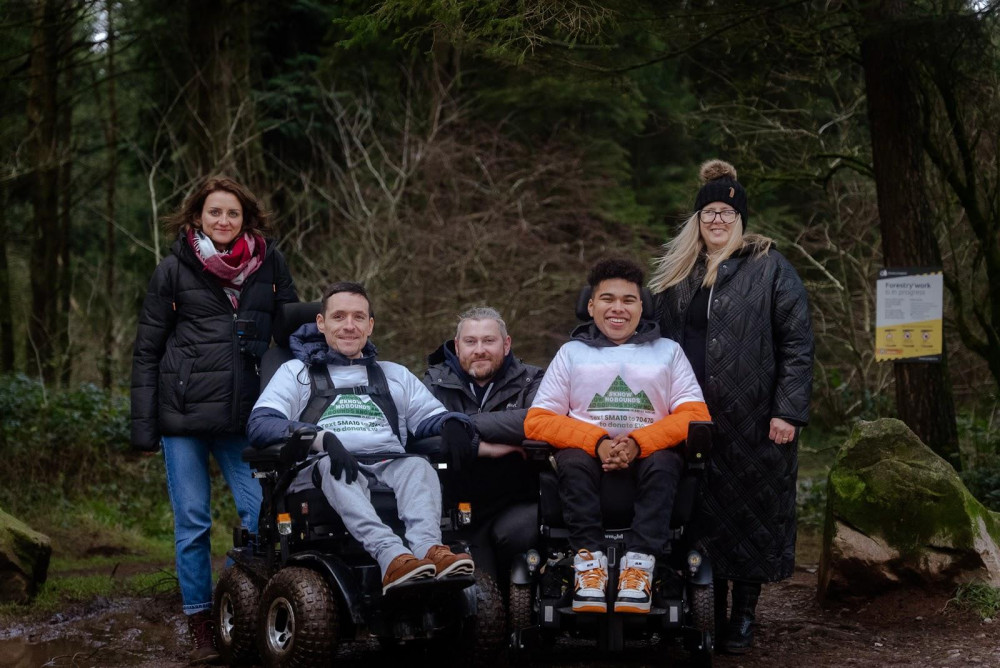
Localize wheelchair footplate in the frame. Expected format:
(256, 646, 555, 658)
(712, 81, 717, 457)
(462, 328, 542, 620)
(536, 555, 687, 635)
(381, 573, 475, 598)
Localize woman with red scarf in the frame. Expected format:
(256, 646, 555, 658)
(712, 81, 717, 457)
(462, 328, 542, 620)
(130, 176, 297, 664)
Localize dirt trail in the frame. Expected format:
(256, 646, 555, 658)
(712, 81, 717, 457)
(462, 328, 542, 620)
(1, 564, 995, 667)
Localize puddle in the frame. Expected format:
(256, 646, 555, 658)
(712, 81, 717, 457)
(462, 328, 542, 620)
(0, 638, 109, 667)
(0, 595, 186, 667)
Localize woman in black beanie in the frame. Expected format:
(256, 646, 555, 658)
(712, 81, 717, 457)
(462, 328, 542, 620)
(650, 160, 814, 654)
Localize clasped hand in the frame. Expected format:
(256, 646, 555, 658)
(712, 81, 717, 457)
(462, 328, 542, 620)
(597, 435, 639, 471)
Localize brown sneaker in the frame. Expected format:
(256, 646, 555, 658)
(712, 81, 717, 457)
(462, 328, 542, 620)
(424, 544, 475, 579)
(382, 553, 436, 594)
(187, 610, 220, 665)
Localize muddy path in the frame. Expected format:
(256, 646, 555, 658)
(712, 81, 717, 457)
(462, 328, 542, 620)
(1, 559, 996, 667)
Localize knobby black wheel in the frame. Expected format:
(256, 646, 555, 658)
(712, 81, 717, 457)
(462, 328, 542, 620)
(214, 566, 261, 666)
(508, 581, 533, 634)
(690, 580, 715, 668)
(257, 567, 338, 668)
(457, 570, 506, 667)
(690, 581, 715, 636)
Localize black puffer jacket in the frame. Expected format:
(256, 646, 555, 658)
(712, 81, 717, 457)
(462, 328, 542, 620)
(424, 340, 544, 522)
(130, 236, 298, 451)
(654, 247, 813, 582)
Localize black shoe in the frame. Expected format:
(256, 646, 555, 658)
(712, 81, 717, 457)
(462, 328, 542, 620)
(723, 580, 760, 655)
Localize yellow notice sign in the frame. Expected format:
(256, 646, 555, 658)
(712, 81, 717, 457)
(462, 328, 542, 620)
(875, 268, 943, 362)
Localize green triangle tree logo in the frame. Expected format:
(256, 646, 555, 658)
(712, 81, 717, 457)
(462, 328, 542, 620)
(588, 376, 654, 412)
(321, 394, 388, 421)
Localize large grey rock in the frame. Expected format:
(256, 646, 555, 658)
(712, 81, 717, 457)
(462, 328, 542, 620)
(819, 418, 1000, 600)
(0, 507, 51, 603)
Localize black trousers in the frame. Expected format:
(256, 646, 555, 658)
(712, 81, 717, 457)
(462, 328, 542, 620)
(458, 500, 537, 590)
(554, 447, 684, 557)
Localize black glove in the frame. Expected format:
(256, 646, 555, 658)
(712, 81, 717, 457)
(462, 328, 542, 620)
(323, 431, 359, 484)
(440, 418, 477, 472)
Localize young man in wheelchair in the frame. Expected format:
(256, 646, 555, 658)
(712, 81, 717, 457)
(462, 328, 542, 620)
(247, 281, 478, 594)
(525, 258, 711, 614)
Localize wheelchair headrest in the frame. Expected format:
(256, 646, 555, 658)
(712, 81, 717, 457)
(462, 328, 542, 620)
(274, 301, 322, 347)
(574, 285, 655, 321)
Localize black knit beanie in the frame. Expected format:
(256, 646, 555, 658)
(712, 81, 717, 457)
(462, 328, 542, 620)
(693, 159, 748, 228)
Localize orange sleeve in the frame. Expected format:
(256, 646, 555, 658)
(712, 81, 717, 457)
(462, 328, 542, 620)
(630, 401, 712, 458)
(525, 407, 608, 452)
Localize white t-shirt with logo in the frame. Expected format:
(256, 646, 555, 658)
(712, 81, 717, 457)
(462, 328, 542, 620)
(254, 358, 447, 455)
(530, 338, 704, 437)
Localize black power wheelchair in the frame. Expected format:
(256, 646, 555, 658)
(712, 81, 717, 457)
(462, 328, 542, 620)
(211, 303, 505, 667)
(506, 287, 716, 667)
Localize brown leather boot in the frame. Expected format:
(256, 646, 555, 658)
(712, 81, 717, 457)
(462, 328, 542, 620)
(424, 544, 475, 579)
(187, 610, 220, 665)
(382, 553, 436, 594)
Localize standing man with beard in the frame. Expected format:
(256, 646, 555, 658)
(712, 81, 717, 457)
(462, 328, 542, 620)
(424, 307, 544, 590)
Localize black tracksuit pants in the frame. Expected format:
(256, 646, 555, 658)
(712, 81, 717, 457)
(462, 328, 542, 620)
(554, 447, 684, 557)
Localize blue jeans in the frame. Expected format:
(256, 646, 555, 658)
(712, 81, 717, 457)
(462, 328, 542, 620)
(162, 434, 261, 614)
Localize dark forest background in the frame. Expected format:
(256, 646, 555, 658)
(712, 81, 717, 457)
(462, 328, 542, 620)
(3, 0, 1000, 500)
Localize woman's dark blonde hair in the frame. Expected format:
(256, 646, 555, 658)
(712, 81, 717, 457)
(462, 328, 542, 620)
(164, 175, 271, 237)
(650, 160, 773, 292)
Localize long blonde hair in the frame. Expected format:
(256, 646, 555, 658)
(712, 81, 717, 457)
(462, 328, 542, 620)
(649, 213, 773, 291)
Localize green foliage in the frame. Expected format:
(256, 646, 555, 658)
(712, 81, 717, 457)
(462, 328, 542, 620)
(960, 466, 1000, 512)
(948, 582, 1000, 621)
(337, 0, 623, 63)
(0, 374, 243, 550)
(797, 475, 827, 530)
(0, 374, 131, 511)
(0, 571, 177, 621)
(0, 373, 129, 448)
(956, 404, 1000, 510)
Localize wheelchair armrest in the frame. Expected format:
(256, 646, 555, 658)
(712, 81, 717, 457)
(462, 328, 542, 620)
(243, 444, 284, 465)
(406, 435, 443, 459)
(242, 427, 319, 467)
(685, 421, 713, 464)
(522, 440, 553, 462)
(355, 452, 430, 465)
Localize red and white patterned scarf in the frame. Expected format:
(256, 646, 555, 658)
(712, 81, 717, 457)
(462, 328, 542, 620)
(187, 229, 267, 308)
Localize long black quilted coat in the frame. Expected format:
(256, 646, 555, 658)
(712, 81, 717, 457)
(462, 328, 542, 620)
(130, 237, 298, 451)
(654, 247, 813, 582)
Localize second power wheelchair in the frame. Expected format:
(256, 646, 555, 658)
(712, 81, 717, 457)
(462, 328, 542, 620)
(507, 286, 717, 666)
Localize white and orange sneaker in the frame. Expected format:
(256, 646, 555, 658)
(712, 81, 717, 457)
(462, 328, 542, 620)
(614, 551, 654, 613)
(572, 549, 609, 613)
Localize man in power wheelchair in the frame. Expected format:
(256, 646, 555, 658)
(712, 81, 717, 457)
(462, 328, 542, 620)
(211, 282, 505, 667)
(512, 258, 716, 662)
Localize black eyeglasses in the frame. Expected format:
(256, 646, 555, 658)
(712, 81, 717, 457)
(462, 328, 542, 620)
(699, 209, 738, 224)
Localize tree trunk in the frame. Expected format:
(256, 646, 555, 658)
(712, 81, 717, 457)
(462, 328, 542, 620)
(101, 0, 118, 390)
(860, 1, 960, 467)
(26, 0, 62, 383)
(183, 0, 257, 177)
(57, 71, 72, 387)
(0, 188, 14, 373)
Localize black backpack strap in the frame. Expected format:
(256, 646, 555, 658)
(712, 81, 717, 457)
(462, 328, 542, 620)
(363, 358, 402, 444)
(299, 360, 402, 445)
(300, 365, 338, 426)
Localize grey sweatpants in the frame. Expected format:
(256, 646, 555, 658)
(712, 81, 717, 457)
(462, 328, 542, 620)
(309, 456, 442, 575)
